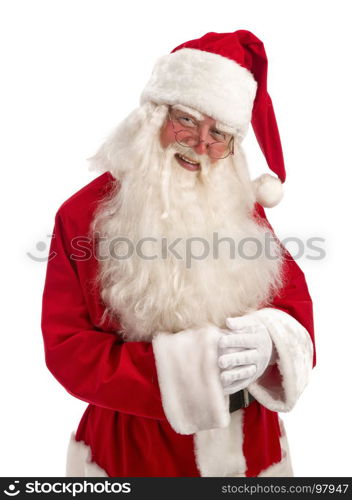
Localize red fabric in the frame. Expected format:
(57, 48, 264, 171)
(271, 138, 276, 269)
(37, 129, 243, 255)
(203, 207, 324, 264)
(41, 173, 315, 476)
(243, 403, 282, 477)
(242, 203, 316, 476)
(254, 203, 316, 367)
(75, 405, 199, 477)
(172, 30, 286, 182)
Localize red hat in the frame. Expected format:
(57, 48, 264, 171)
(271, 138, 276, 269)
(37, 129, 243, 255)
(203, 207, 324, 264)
(141, 30, 285, 207)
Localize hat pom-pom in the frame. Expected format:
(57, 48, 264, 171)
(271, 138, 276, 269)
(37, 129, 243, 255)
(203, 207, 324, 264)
(253, 174, 283, 208)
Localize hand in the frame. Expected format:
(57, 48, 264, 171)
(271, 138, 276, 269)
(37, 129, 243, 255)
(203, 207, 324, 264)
(217, 316, 273, 395)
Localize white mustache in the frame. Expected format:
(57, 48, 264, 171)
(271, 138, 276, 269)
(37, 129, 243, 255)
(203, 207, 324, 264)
(170, 143, 205, 163)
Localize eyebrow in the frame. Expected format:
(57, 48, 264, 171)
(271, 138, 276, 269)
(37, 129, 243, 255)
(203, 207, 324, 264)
(215, 121, 236, 135)
(172, 104, 203, 121)
(172, 104, 235, 136)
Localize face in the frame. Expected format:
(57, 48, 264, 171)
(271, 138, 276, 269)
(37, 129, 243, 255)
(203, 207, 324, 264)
(159, 106, 234, 172)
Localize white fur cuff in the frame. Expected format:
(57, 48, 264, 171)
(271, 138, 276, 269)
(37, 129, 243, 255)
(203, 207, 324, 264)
(152, 326, 230, 434)
(247, 308, 314, 412)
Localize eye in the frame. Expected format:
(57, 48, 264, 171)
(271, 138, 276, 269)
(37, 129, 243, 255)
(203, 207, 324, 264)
(178, 116, 197, 128)
(210, 129, 226, 141)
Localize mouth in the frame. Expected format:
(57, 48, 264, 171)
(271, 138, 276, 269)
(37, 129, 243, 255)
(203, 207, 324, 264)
(175, 153, 201, 172)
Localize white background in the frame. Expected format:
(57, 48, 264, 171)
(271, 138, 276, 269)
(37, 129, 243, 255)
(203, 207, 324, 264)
(1, 0, 351, 477)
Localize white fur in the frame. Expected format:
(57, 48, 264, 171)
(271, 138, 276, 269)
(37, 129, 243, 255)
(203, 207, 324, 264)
(253, 174, 284, 208)
(90, 103, 284, 342)
(152, 326, 230, 434)
(194, 409, 246, 476)
(66, 433, 108, 477)
(141, 48, 257, 140)
(246, 308, 314, 412)
(65, 426, 292, 477)
(194, 414, 293, 477)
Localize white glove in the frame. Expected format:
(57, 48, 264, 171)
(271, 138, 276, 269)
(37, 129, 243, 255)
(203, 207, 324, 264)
(218, 316, 274, 395)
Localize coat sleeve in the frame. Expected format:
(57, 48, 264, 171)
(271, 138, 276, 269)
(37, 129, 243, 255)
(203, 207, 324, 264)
(41, 210, 166, 420)
(247, 204, 316, 412)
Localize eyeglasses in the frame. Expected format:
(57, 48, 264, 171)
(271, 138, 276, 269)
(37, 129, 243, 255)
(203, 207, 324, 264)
(168, 108, 234, 160)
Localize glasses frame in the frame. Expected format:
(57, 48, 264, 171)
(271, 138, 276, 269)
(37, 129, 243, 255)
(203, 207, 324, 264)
(168, 108, 234, 160)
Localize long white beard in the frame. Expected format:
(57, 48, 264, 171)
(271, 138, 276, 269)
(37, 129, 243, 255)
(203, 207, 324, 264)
(91, 103, 284, 341)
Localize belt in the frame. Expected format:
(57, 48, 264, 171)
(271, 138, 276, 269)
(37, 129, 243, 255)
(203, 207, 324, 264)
(229, 389, 256, 413)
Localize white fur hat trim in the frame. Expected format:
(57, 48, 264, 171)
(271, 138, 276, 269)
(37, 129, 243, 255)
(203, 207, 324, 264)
(141, 48, 257, 139)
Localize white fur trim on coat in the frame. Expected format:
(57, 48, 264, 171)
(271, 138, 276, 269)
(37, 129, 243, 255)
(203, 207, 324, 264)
(65, 422, 293, 477)
(245, 308, 314, 412)
(152, 326, 230, 434)
(66, 432, 108, 477)
(194, 413, 293, 477)
(141, 48, 257, 138)
(194, 409, 246, 476)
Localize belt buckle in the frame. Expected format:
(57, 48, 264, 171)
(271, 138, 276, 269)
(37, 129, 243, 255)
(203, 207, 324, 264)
(242, 389, 250, 408)
(229, 389, 252, 413)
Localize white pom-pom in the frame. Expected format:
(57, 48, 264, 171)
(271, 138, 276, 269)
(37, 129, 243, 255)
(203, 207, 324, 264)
(253, 174, 283, 208)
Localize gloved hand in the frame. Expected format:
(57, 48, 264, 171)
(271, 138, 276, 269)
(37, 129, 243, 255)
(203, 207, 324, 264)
(218, 316, 274, 395)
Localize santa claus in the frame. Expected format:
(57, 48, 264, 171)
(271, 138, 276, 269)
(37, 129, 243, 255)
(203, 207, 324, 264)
(41, 30, 315, 477)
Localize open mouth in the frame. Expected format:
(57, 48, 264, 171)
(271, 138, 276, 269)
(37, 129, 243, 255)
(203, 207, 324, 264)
(175, 153, 201, 171)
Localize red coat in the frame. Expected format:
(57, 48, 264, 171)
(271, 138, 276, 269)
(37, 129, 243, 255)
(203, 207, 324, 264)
(41, 172, 315, 477)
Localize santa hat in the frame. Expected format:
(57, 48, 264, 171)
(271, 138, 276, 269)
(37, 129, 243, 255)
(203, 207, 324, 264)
(141, 30, 285, 207)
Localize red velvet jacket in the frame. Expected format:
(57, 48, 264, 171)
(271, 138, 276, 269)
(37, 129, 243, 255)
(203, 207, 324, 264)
(41, 172, 315, 477)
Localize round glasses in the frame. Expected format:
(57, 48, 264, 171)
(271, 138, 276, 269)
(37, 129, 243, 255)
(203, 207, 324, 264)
(168, 110, 234, 160)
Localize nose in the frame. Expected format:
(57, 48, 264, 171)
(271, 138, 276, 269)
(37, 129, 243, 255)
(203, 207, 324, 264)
(193, 140, 207, 156)
(192, 124, 210, 156)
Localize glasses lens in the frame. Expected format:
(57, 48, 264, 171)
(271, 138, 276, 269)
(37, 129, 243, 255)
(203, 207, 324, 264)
(208, 142, 231, 159)
(175, 130, 198, 148)
(174, 128, 233, 160)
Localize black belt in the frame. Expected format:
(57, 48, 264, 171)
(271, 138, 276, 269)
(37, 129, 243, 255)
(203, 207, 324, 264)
(229, 389, 256, 413)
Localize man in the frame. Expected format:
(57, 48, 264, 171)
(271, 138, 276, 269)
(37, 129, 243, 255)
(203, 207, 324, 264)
(41, 30, 315, 477)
